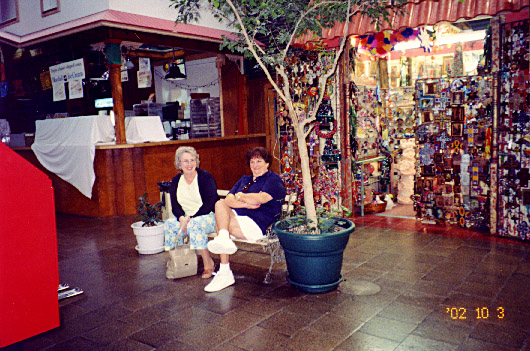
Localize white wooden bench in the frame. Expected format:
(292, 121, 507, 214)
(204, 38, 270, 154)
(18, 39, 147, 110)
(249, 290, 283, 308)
(158, 181, 296, 283)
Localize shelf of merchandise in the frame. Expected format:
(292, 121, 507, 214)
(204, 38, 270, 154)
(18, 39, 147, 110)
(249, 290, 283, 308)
(354, 155, 387, 216)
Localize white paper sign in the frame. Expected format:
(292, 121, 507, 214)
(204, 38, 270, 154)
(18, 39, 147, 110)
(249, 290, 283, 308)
(137, 70, 152, 88)
(49, 58, 85, 84)
(68, 79, 84, 99)
(121, 65, 129, 82)
(52, 83, 66, 101)
(138, 57, 151, 72)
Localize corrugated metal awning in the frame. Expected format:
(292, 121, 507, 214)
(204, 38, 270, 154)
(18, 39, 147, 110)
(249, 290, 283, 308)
(0, 10, 235, 48)
(296, 0, 529, 47)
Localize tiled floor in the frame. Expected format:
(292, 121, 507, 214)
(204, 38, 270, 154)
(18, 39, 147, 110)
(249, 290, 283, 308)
(9, 213, 530, 351)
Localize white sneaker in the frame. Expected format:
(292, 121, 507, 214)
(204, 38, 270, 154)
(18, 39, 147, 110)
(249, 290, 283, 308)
(204, 270, 235, 292)
(207, 235, 238, 254)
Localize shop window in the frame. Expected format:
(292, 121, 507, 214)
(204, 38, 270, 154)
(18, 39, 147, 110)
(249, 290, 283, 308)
(0, 0, 18, 28)
(41, 0, 59, 17)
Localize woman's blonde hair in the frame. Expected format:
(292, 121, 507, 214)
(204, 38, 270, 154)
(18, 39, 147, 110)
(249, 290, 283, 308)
(174, 146, 200, 171)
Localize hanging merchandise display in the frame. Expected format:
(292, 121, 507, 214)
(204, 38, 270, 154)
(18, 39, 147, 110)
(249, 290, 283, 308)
(351, 85, 392, 214)
(315, 99, 338, 139)
(384, 87, 416, 199)
(452, 43, 464, 77)
(385, 87, 416, 149)
(355, 86, 381, 160)
(495, 15, 530, 241)
(317, 96, 341, 169)
(321, 138, 341, 169)
(415, 76, 493, 229)
(276, 49, 343, 209)
(399, 56, 410, 87)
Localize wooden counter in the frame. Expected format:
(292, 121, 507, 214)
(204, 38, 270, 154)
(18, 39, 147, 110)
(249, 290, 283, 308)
(15, 134, 266, 217)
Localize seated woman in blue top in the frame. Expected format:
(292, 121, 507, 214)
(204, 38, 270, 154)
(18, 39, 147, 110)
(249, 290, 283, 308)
(205, 147, 286, 292)
(164, 146, 219, 279)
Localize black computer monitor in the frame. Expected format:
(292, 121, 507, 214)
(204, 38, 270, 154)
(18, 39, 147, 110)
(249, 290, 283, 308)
(162, 102, 179, 122)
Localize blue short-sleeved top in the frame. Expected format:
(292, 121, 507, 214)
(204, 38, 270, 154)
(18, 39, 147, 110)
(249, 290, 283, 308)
(230, 171, 287, 233)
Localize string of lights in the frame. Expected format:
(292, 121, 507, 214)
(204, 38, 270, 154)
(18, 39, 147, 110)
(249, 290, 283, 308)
(153, 69, 220, 91)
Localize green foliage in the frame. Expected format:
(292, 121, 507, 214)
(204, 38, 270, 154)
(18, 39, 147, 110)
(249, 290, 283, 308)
(169, 0, 407, 225)
(169, 0, 407, 68)
(136, 193, 163, 227)
(283, 204, 353, 234)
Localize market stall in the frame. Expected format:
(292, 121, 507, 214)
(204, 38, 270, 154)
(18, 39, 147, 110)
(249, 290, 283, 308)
(17, 134, 266, 217)
(346, 8, 529, 242)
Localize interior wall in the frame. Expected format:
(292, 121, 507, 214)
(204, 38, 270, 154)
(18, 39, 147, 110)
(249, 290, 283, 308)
(247, 77, 270, 134)
(153, 56, 220, 110)
(220, 60, 241, 136)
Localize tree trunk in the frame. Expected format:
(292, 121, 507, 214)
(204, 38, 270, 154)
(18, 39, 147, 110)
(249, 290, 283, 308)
(294, 118, 318, 226)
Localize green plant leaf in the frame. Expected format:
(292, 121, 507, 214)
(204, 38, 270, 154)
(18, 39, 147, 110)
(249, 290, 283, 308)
(135, 193, 163, 227)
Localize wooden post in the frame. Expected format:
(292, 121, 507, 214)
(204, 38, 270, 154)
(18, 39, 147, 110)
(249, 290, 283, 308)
(109, 64, 126, 144)
(237, 73, 249, 135)
(105, 40, 126, 144)
(265, 85, 279, 173)
(340, 43, 353, 211)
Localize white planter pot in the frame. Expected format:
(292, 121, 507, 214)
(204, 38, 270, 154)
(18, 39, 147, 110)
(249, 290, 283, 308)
(131, 221, 165, 254)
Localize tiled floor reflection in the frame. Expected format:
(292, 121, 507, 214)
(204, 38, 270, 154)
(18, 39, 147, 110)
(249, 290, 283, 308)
(9, 214, 530, 351)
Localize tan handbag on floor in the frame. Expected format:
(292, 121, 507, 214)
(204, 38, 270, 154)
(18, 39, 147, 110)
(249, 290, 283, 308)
(166, 242, 198, 279)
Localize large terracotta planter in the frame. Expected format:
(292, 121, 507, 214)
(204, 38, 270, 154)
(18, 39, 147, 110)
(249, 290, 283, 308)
(131, 221, 165, 254)
(273, 217, 355, 293)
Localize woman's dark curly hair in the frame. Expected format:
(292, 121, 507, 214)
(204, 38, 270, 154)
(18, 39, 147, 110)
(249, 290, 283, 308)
(246, 147, 272, 165)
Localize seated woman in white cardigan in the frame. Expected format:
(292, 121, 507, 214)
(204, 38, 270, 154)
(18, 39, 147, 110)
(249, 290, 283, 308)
(164, 146, 219, 279)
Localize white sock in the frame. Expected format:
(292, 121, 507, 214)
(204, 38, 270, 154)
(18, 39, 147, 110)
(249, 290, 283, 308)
(219, 263, 231, 273)
(218, 229, 230, 240)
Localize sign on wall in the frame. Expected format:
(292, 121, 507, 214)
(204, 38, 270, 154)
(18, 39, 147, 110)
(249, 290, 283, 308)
(49, 58, 85, 83)
(49, 58, 86, 101)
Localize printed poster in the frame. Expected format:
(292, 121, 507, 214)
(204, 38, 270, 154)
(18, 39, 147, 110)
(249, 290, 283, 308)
(138, 57, 150, 72)
(52, 83, 66, 101)
(68, 79, 83, 99)
(40, 71, 52, 91)
(137, 70, 152, 88)
(121, 65, 129, 82)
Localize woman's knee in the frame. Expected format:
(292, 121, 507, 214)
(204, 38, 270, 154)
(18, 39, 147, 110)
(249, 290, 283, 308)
(215, 199, 227, 211)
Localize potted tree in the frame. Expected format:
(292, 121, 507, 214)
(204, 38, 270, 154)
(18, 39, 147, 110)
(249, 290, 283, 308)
(131, 193, 165, 254)
(171, 0, 407, 292)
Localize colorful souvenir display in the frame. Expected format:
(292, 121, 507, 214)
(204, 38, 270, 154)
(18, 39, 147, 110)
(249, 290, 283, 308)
(357, 28, 419, 56)
(276, 49, 344, 208)
(415, 76, 493, 229)
(355, 86, 381, 160)
(356, 27, 435, 57)
(496, 17, 530, 241)
(385, 87, 416, 149)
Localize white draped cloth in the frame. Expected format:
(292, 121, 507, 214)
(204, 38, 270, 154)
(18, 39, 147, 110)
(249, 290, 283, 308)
(31, 115, 115, 199)
(125, 116, 168, 143)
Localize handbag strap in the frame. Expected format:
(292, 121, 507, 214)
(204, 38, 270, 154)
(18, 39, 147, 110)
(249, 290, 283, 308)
(172, 231, 190, 249)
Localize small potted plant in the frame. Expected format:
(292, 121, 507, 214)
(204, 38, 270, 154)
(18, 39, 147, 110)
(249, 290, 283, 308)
(131, 193, 165, 254)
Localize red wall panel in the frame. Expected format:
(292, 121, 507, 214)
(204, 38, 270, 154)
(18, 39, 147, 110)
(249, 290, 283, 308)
(0, 143, 59, 347)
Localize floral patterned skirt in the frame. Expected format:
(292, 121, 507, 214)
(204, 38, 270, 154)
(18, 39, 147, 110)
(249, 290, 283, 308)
(164, 212, 216, 251)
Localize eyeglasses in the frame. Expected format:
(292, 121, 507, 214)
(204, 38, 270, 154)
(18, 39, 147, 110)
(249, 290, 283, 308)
(241, 179, 256, 192)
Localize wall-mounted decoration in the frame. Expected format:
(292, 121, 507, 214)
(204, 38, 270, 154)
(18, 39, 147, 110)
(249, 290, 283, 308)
(420, 97, 434, 109)
(451, 91, 465, 105)
(496, 16, 530, 241)
(415, 76, 493, 229)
